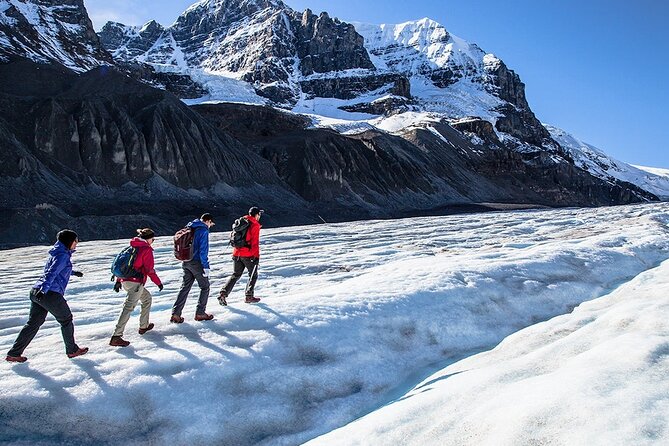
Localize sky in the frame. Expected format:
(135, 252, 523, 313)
(83, 0, 669, 167)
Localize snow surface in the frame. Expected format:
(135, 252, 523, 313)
(309, 250, 669, 446)
(634, 165, 669, 178)
(546, 124, 669, 199)
(2, 203, 669, 445)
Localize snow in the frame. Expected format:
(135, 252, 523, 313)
(2, 203, 669, 444)
(546, 124, 669, 199)
(309, 252, 669, 446)
(634, 165, 669, 177)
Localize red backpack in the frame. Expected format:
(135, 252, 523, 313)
(173, 227, 195, 261)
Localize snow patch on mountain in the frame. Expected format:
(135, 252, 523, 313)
(0, 0, 111, 70)
(545, 124, 669, 199)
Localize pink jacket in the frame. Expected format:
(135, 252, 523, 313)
(120, 238, 162, 287)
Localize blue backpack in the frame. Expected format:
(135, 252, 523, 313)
(111, 246, 141, 280)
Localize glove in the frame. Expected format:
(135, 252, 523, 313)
(202, 268, 210, 278)
(34, 289, 45, 300)
(158, 283, 164, 291)
(113, 281, 122, 293)
(72, 270, 84, 277)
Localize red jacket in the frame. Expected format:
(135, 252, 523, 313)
(232, 215, 261, 258)
(121, 238, 162, 287)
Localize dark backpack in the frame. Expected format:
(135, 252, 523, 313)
(229, 217, 251, 248)
(111, 246, 141, 280)
(174, 227, 195, 261)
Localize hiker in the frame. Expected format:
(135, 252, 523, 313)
(6, 230, 88, 362)
(110, 228, 163, 347)
(218, 207, 263, 305)
(171, 213, 215, 322)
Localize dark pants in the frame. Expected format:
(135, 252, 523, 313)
(173, 260, 210, 316)
(7, 289, 79, 356)
(221, 256, 259, 298)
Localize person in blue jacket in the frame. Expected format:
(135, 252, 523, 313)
(6, 230, 89, 363)
(171, 213, 216, 322)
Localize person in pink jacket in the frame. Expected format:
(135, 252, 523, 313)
(110, 228, 163, 347)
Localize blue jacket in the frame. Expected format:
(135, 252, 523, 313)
(187, 219, 210, 269)
(34, 241, 73, 295)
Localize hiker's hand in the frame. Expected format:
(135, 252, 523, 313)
(72, 270, 84, 277)
(34, 290, 45, 300)
(158, 283, 164, 292)
(113, 281, 122, 293)
(203, 268, 210, 278)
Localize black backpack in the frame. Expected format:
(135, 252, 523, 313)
(229, 217, 251, 248)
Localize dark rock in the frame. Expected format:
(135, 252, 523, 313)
(294, 9, 375, 75)
(98, 20, 164, 60)
(339, 96, 414, 116)
(300, 73, 410, 100)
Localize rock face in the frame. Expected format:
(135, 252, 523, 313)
(194, 103, 656, 220)
(98, 0, 379, 105)
(0, 0, 112, 69)
(0, 59, 308, 246)
(295, 9, 374, 76)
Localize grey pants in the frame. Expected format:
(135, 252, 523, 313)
(112, 282, 152, 337)
(8, 289, 80, 356)
(173, 260, 210, 316)
(221, 256, 259, 298)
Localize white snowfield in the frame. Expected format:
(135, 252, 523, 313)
(1, 203, 669, 445)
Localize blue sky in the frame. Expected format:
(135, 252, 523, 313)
(84, 0, 669, 167)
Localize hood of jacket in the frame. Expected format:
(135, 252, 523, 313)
(187, 219, 209, 231)
(48, 241, 74, 256)
(130, 237, 153, 249)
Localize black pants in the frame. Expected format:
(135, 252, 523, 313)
(221, 256, 259, 298)
(7, 289, 79, 356)
(173, 260, 210, 316)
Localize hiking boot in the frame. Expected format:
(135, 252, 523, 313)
(245, 296, 261, 304)
(194, 313, 214, 321)
(5, 355, 27, 363)
(170, 315, 184, 324)
(109, 336, 130, 347)
(138, 323, 154, 335)
(218, 292, 228, 306)
(67, 347, 89, 358)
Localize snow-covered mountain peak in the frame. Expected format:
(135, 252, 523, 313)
(0, 0, 112, 69)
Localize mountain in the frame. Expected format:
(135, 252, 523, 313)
(0, 58, 311, 246)
(545, 124, 669, 200)
(0, 0, 661, 246)
(0, 0, 112, 69)
(98, 5, 553, 153)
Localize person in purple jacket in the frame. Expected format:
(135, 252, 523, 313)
(171, 213, 215, 323)
(6, 230, 88, 363)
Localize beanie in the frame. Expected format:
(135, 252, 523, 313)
(248, 207, 263, 217)
(137, 228, 155, 240)
(57, 229, 78, 248)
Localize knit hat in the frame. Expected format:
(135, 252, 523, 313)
(248, 207, 264, 217)
(200, 213, 215, 224)
(137, 228, 155, 240)
(57, 229, 78, 248)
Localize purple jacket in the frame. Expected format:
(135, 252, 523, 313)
(33, 241, 73, 295)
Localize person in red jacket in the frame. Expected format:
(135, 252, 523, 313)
(110, 228, 163, 347)
(218, 207, 263, 305)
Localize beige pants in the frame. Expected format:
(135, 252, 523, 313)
(112, 282, 152, 337)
